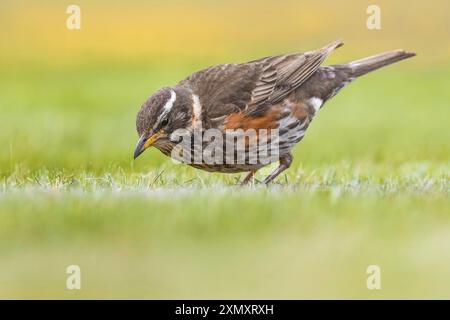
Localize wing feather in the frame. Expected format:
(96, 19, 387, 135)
(177, 40, 344, 127)
(248, 39, 343, 107)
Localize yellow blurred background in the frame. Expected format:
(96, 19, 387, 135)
(1, 0, 449, 65)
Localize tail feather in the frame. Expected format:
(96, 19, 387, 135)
(347, 50, 416, 77)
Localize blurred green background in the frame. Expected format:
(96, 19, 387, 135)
(0, 0, 449, 298)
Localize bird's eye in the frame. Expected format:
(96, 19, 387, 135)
(161, 118, 168, 127)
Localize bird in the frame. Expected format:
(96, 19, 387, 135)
(133, 40, 415, 184)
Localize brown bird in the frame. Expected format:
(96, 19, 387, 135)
(134, 40, 415, 184)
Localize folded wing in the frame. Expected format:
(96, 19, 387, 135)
(178, 40, 343, 126)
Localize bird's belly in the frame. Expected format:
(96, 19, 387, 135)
(157, 132, 281, 173)
(188, 162, 267, 173)
(157, 98, 314, 173)
(277, 112, 311, 155)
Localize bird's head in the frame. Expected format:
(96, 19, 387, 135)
(134, 87, 191, 159)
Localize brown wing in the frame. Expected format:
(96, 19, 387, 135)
(248, 39, 343, 108)
(178, 40, 343, 125)
(178, 63, 262, 119)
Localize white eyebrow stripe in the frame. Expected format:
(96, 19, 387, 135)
(157, 89, 177, 123)
(191, 93, 202, 129)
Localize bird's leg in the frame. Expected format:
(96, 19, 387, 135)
(262, 153, 293, 184)
(240, 170, 257, 185)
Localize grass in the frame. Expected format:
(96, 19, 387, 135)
(0, 43, 449, 298)
(0, 163, 449, 298)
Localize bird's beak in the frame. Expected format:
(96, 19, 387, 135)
(133, 130, 164, 159)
